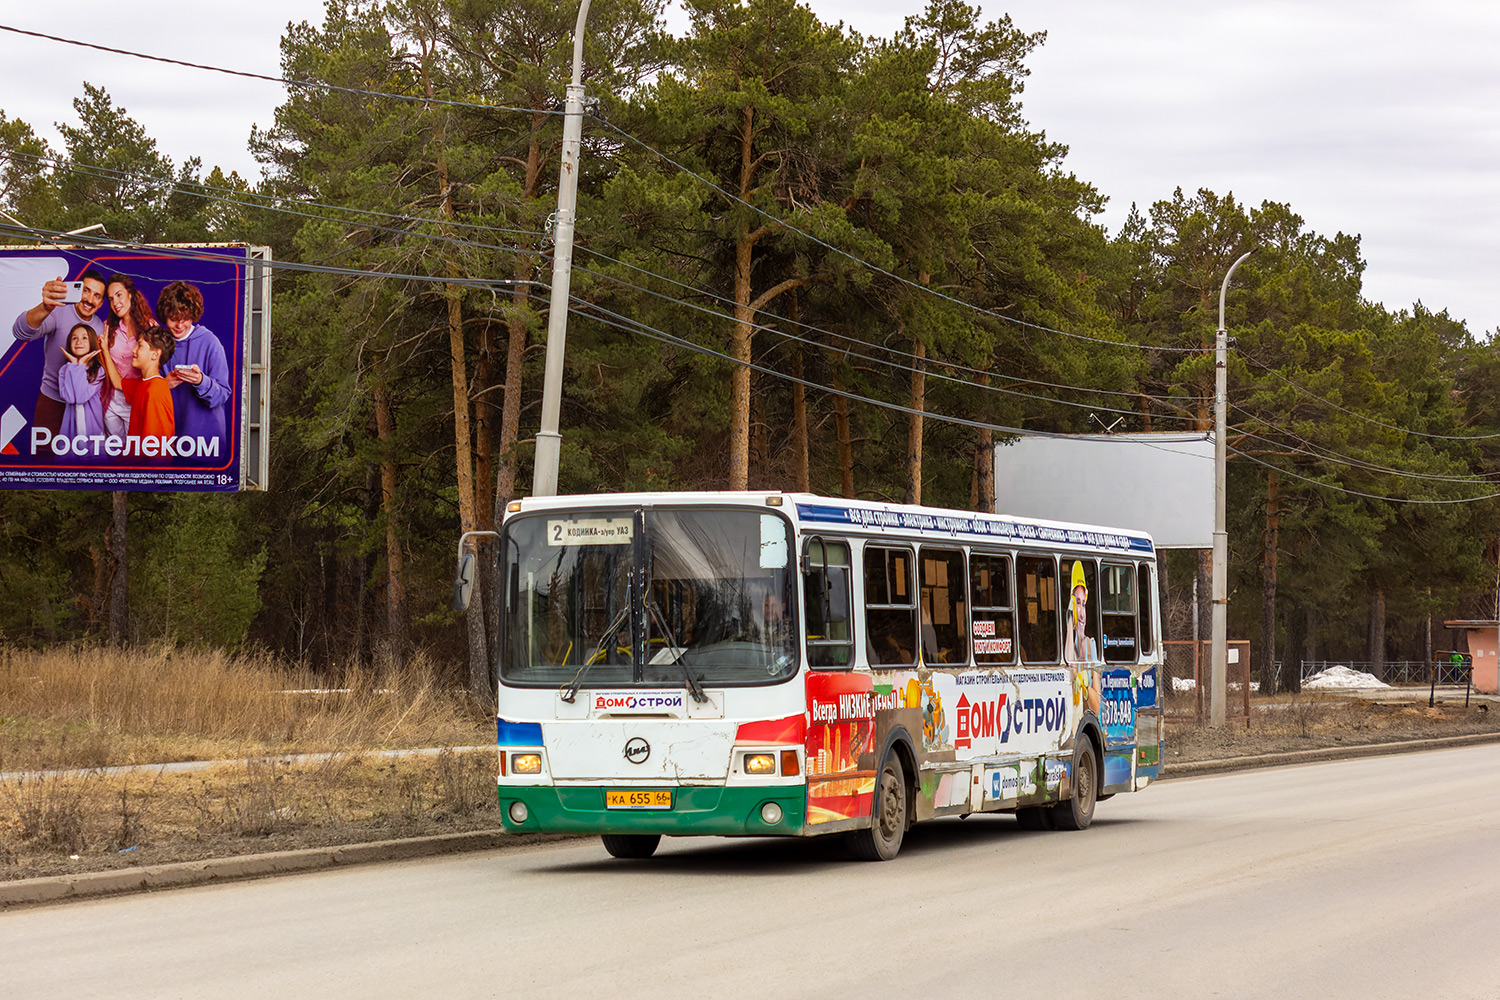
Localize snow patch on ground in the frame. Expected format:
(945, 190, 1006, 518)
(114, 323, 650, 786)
(1303, 665, 1391, 690)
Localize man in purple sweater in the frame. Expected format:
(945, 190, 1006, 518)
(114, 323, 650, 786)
(11, 269, 107, 436)
(157, 281, 231, 453)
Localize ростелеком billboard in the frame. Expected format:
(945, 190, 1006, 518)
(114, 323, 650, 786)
(0, 244, 270, 492)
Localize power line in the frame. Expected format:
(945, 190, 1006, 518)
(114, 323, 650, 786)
(575, 260, 1203, 423)
(588, 114, 1209, 356)
(1230, 422, 1499, 484)
(0, 23, 562, 119)
(0, 222, 538, 293)
(576, 245, 1210, 407)
(5, 150, 544, 247)
(1237, 347, 1500, 441)
(570, 294, 1164, 442)
(1227, 445, 1500, 505)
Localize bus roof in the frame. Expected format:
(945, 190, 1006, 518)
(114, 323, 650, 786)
(506, 491, 1156, 557)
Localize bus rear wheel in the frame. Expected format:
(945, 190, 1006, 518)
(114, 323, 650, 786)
(848, 752, 907, 861)
(602, 834, 660, 859)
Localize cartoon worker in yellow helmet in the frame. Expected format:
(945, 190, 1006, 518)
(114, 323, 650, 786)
(1063, 561, 1098, 665)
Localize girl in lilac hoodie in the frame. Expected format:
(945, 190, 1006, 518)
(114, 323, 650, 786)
(57, 323, 105, 440)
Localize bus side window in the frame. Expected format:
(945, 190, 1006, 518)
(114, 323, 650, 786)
(971, 553, 1016, 665)
(865, 546, 916, 666)
(919, 548, 966, 665)
(804, 538, 853, 668)
(1017, 555, 1058, 663)
(1138, 563, 1156, 656)
(1101, 563, 1138, 663)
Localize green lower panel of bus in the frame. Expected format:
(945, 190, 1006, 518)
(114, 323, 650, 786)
(499, 784, 808, 837)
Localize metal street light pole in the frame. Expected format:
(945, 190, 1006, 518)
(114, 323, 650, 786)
(532, 0, 593, 498)
(1212, 248, 1254, 727)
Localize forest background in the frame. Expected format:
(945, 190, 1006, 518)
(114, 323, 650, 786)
(2, 0, 1497, 700)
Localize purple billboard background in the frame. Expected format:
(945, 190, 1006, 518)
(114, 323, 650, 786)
(0, 245, 247, 492)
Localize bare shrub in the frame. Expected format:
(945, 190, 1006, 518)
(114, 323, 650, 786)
(434, 748, 495, 818)
(1, 772, 94, 854)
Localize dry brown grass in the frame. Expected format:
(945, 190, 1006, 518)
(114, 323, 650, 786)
(0, 645, 491, 772)
(0, 749, 500, 879)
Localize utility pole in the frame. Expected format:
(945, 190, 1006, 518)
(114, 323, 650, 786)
(1212, 248, 1253, 727)
(532, 0, 593, 498)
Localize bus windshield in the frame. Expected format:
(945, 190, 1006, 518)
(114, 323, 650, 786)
(500, 507, 798, 688)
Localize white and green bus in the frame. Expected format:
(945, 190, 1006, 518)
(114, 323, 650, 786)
(461, 491, 1162, 861)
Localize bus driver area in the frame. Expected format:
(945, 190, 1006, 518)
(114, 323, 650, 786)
(478, 492, 1164, 860)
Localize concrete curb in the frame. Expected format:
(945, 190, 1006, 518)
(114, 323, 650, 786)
(9, 731, 1500, 908)
(1161, 729, 1500, 779)
(0, 829, 569, 910)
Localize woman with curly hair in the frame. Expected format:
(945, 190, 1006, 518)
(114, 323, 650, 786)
(101, 274, 157, 438)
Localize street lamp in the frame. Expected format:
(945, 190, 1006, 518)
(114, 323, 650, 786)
(1212, 248, 1253, 727)
(532, 0, 593, 498)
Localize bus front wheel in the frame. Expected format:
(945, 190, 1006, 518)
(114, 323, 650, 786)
(602, 834, 661, 859)
(848, 752, 907, 861)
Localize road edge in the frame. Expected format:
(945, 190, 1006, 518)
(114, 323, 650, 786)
(7, 730, 1500, 908)
(1160, 729, 1500, 778)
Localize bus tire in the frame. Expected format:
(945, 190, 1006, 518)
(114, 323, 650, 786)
(1050, 739, 1099, 831)
(847, 752, 907, 861)
(601, 834, 660, 859)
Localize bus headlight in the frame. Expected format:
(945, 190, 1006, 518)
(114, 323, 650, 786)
(508, 801, 529, 823)
(745, 753, 776, 775)
(512, 753, 542, 775)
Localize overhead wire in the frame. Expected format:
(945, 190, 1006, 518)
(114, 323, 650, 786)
(575, 245, 1210, 406)
(0, 21, 1202, 360)
(1227, 445, 1500, 505)
(0, 23, 564, 119)
(1228, 422, 1500, 484)
(587, 114, 1210, 355)
(1237, 346, 1500, 441)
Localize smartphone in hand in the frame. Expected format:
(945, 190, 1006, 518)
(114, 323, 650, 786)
(62, 281, 84, 304)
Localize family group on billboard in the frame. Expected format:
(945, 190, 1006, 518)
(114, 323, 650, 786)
(13, 270, 229, 462)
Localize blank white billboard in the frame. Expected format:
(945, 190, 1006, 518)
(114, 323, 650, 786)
(994, 432, 1214, 549)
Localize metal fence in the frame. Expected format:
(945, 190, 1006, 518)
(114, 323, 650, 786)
(1298, 659, 1472, 686)
(1162, 640, 1252, 724)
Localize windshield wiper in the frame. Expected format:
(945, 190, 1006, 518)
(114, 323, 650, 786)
(560, 605, 632, 703)
(648, 600, 709, 704)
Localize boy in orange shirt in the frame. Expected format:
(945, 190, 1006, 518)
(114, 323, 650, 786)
(100, 324, 176, 446)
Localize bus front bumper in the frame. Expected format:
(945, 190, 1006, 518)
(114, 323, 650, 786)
(499, 784, 807, 837)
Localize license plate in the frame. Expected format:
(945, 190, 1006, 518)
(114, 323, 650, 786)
(605, 789, 673, 810)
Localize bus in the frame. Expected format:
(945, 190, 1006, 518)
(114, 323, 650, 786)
(459, 491, 1163, 861)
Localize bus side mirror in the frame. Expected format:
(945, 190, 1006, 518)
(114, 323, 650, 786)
(453, 550, 476, 611)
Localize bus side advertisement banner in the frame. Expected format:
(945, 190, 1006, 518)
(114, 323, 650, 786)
(0, 246, 250, 492)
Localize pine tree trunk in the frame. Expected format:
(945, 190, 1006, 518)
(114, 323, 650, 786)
(1369, 586, 1386, 681)
(494, 116, 544, 516)
(727, 106, 762, 492)
(109, 490, 128, 645)
(374, 367, 407, 661)
(1259, 469, 1279, 695)
(976, 374, 994, 512)
(905, 339, 925, 506)
(834, 368, 854, 498)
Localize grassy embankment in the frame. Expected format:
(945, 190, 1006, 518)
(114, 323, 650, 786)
(0, 645, 497, 878)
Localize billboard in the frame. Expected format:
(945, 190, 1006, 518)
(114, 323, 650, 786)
(994, 432, 1214, 549)
(0, 244, 270, 492)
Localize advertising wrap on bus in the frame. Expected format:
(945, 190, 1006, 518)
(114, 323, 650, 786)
(475, 492, 1167, 862)
(0, 245, 262, 492)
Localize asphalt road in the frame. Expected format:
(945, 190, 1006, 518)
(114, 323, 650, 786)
(6, 745, 1499, 1000)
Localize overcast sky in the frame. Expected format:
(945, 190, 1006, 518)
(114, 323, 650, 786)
(1, 0, 1495, 333)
